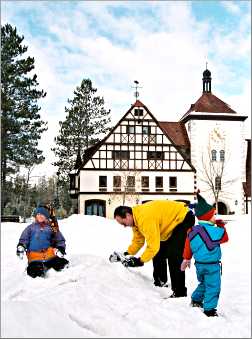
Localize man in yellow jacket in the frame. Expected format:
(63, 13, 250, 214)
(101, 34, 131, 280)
(114, 200, 195, 297)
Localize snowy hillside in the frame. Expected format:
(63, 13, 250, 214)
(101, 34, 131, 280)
(1, 214, 251, 338)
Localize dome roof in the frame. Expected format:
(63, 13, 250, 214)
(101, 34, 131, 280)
(203, 69, 211, 77)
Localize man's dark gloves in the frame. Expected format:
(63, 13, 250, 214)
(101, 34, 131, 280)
(109, 251, 144, 267)
(56, 246, 66, 257)
(126, 256, 144, 267)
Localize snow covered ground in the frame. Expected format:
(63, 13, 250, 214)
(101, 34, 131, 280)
(1, 214, 251, 338)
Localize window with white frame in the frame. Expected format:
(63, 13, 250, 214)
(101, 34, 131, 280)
(220, 150, 225, 162)
(126, 125, 135, 134)
(141, 176, 149, 192)
(134, 108, 143, 116)
(113, 176, 121, 191)
(99, 176, 107, 192)
(169, 176, 177, 191)
(112, 150, 130, 160)
(211, 150, 217, 161)
(126, 176, 135, 192)
(155, 176, 163, 192)
(142, 126, 151, 135)
(147, 151, 163, 160)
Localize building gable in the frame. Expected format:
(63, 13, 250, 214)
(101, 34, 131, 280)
(80, 100, 195, 172)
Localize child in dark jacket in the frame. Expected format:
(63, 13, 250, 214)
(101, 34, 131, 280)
(181, 192, 228, 317)
(16, 206, 69, 278)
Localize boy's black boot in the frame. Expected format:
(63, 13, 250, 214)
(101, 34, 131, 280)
(203, 309, 218, 317)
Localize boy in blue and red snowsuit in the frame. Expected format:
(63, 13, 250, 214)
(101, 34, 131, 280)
(181, 192, 228, 317)
(16, 206, 69, 278)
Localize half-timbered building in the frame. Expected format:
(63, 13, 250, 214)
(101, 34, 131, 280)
(69, 100, 196, 218)
(69, 68, 250, 217)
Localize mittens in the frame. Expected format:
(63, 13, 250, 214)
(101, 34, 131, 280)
(56, 246, 66, 257)
(16, 244, 26, 259)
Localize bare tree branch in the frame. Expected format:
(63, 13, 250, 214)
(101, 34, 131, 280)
(198, 137, 237, 213)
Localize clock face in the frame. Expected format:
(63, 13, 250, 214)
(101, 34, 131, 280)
(210, 127, 225, 143)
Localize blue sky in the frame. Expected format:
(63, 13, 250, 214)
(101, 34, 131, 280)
(2, 0, 251, 177)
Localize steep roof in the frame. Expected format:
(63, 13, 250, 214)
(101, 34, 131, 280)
(74, 100, 195, 172)
(82, 142, 102, 166)
(74, 148, 83, 169)
(75, 101, 148, 170)
(180, 92, 237, 121)
(158, 122, 190, 148)
(132, 99, 145, 107)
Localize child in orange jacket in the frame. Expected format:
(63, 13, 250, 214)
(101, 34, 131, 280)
(16, 206, 69, 278)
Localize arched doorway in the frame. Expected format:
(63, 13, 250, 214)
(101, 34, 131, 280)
(213, 201, 228, 215)
(85, 199, 106, 217)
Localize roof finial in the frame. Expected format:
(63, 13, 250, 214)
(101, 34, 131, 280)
(206, 61, 208, 69)
(132, 80, 142, 100)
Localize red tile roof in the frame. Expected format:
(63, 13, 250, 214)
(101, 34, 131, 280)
(132, 99, 145, 107)
(158, 121, 191, 148)
(180, 92, 237, 121)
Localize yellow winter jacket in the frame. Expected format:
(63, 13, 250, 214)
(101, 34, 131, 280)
(127, 200, 189, 263)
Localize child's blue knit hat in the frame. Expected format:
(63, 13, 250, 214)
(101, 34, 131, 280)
(35, 206, 50, 219)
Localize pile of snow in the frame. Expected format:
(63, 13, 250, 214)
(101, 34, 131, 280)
(1, 214, 251, 338)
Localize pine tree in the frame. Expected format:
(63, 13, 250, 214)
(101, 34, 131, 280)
(52, 78, 111, 178)
(1, 23, 47, 212)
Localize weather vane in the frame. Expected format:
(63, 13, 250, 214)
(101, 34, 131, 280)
(132, 80, 142, 100)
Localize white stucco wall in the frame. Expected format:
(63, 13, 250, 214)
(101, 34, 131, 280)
(78, 169, 195, 218)
(78, 192, 195, 219)
(79, 170, 195, 193)
(187, 118, 247, 214)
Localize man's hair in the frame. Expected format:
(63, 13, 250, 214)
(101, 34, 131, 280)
(114, 206, 133, 218)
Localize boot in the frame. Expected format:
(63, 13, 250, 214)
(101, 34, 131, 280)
(191, 300, 203, 308)
(204, 309, 218, 317)
(154, 280, 169, 287)
(169, 291, 187, 298)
